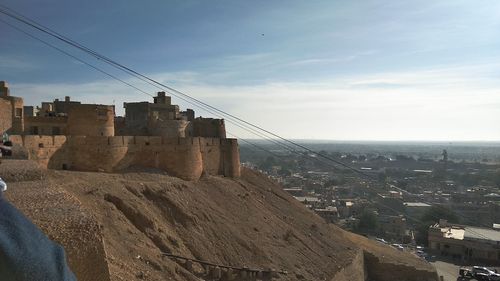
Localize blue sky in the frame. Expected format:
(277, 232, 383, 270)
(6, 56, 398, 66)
(1, 0, 500, 140)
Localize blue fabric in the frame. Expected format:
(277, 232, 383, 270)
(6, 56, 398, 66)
(0, 195, 77, 281)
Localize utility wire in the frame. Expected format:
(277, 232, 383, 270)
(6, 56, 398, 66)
(0, 18, 153, 98)
(0, 5, 348, 172)
(0, 5, 369, 178)
(0, 11, 337, 171)
(0, 12, 345, 176)
(1, 5, 494, 241)
(227, 132, 283, 159)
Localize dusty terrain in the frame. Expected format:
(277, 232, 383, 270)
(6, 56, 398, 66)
(1, 160, 438, 281)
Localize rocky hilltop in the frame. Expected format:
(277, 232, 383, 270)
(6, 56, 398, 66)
(1, 160, 438, 281)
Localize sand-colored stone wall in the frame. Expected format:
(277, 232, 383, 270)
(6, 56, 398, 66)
(24, 116, 68, 135)
(330, 249, 365, 281)
(148, 119, 190, 138)
(67, 104, 115, 136)
(221, 138, 241, 178)
(0, 98, 12, 134)
(0, 96, 24, 134)
(192, 118, 226, 138)
(364, 251, 439, 281)
(9, 97, 24, 134)
(9, 135, 240, 180)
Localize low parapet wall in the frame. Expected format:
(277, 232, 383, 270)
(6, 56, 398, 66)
(330, 249, 365, 281)
(9, 135, 240, 181)
(364, 251, 439, 281)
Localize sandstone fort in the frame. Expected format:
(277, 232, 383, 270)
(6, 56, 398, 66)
(0, 81, 240, 180)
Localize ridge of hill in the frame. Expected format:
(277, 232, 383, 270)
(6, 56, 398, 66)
(1, 160, 438, 281)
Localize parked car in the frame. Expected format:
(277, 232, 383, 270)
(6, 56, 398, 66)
(0, 141, 12, 157)
(391, 244, 404, 251)
(472, 266, 500, 281)
(416, 250, 427, 259)
(425, 255, 436, 262)
(458, 267, 474, 280)
(375, 238, 388, 244)
(474, 273, 492, 281)
(0, 177, 6, 192)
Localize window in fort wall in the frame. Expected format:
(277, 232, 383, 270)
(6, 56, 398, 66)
(97, 109, 108, 120)
(15, 108, 22, 118)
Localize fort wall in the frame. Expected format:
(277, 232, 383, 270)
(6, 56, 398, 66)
(148, 119, 190, 138)
(9, 135, 240, 181)
(330, 249, 365, 281)
(0, 81, 24, 134)
(0, 98, 12, 134)
(24, 116, 68, 135)
(364, 251, 439, 281)
(10, 97, 25, 134)
(67, 104, 115, 136)
(192, 118, 226, 138)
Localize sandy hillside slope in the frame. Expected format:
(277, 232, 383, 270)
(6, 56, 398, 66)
(1, 160, 437, 281)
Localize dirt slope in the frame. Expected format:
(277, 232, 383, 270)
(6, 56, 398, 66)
(1, 160, 437, 281)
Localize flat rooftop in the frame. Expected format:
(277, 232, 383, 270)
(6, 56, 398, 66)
(465, 226, 500, 242)
(404, 202, 431, 207)
(434, 224, 500, 243)
(293, 196, 320, 203)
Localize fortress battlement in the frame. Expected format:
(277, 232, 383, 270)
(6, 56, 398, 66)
(1, 82, 240, 181)
(10, 135, 235, 148)
(9, 135, 240, 181)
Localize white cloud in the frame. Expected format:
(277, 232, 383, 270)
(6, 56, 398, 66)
(0, 55, 38, 70)
(8, 61, 500, 141)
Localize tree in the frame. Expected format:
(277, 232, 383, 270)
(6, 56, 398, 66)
(278, 168, 291, 176)
(493, 171, 500, 187)
(324, 176, 345, 187)
(357, 210, 378, 233)
(258, 156, 276, 171)
(420, 205, 459, 223)
(377, 171, 387, 183)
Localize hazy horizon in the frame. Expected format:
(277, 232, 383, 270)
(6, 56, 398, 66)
(243, 139, 500, 144)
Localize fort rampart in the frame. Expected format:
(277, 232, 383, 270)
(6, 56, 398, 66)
(9, 135, 240, 181)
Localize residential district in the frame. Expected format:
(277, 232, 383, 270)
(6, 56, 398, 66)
(240, 141, 500, 269)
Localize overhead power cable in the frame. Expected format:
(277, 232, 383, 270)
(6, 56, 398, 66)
(0, 13, 346, 175)
(0, 5, 369, 178)
(0, 18, 153, 98)
(0, 10, 340, 171)
(227, 132, 283, 159)
(1, 5, 494, 240)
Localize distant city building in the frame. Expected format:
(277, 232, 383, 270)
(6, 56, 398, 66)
(428, 219, 500, 263)
(378, 214, 409, 242)
(283, 187, 304, 197)
(314, 206, 338, 223)
(293, 196, 320, 209)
